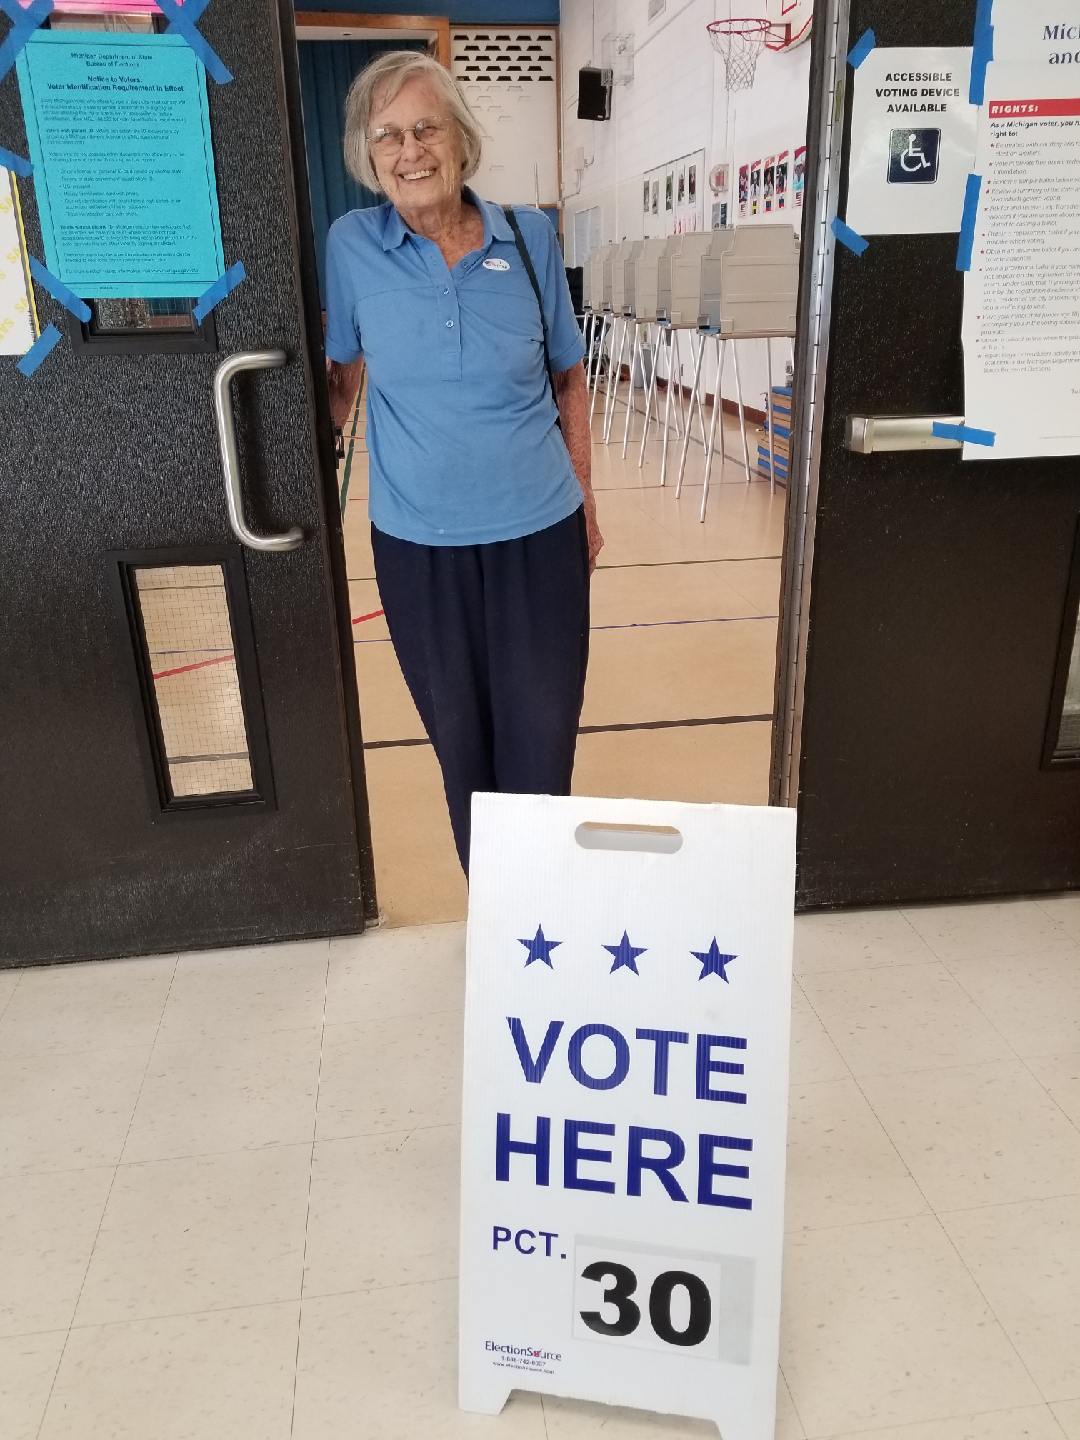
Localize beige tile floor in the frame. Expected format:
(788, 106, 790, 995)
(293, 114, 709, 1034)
(342, 383, 787, 926)
(3, 898, 1080, 1438)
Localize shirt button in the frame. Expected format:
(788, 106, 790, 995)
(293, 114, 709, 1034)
(445, 319, 454, 328)
(443, 287, 450, 295)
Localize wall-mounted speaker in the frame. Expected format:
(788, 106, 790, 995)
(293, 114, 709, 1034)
(577, 66, 612, 121)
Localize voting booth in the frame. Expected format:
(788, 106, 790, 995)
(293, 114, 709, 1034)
(611, 239, 644, 318)
(459, 793, 797, 1438)
(673, 225, 801, 517)
(601, 241, 646, 444)
(668, 232, 731, 328)
(699, 224, 800, 337)
(634, 237, 673, 324)
(585, 244, 617, 422)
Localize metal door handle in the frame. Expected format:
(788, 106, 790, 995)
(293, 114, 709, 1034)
(213, 349, 304, 552)
(846, 415, 966, 454)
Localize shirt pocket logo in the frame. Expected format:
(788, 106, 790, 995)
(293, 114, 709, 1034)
(482, 257, 511, 271)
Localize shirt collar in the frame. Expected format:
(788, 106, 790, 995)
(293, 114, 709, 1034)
(379, 187, 514, 252)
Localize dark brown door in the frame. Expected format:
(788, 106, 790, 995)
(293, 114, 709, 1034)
(1, 0, 376, 963)
(778, 0, 1080, 906)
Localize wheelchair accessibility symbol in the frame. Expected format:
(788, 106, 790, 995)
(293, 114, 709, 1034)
(888, 128, 941, 185)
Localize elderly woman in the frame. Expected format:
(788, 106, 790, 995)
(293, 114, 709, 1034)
(325, 50, 601, 873)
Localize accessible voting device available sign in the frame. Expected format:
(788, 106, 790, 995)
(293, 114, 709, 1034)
(846, 47, 978, 235)
(459, 794, 797, 1437)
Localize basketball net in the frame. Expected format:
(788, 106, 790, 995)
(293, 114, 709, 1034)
(707, 18, 770, 91)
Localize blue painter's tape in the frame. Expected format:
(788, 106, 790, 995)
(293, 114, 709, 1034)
(969, 0, 993, 105)
(847, 28, 876, 69)
(16, 322, 62, 377)
(28, 255, 91, 322)
(932, 422, 996, 447)
(0, 144, 32, 177)
(956, 172, 981, 272)
(831, 217, 869, 256)
(154, 0, 232, 84)
(192, 260, 246, 324)
(0, 0, 52, 81)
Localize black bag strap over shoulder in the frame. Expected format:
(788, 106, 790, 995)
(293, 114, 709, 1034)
(502, 205, 559, 410)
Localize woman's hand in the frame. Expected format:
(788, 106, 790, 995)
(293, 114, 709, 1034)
(553, 361, 603, 574)
(327, 357, 366, 429)
(582, 491, 604, 574)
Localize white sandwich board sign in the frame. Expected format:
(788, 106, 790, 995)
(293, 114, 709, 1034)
(459, 793, 797, 1438)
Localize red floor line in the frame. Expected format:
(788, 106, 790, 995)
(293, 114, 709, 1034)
(152, 654, 235, 680)
(352, 608, 384, 625)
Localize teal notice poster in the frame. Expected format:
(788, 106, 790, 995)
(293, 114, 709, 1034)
(16, 32, 225, 298)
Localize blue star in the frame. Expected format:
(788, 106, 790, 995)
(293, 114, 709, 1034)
(692, 939, 738, 981)
(518, 926, 561, 967)
(603, 931, 647, 975)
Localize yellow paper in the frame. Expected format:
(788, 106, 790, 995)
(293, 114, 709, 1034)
(0, 169, 39, 357)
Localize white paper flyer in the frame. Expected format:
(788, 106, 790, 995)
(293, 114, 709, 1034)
(960, 63, 1080, 459)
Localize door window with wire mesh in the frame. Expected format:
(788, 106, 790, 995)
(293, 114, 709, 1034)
(115, 551, 275, 812)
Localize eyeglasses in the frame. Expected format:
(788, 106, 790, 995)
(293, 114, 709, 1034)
(368, 117, 451, 156)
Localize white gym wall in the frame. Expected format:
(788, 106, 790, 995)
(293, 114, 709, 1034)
(453, 27, 560, 207)
(560, 0, 812, 413)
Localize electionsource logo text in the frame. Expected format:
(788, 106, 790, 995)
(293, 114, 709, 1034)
(485, 1341, 562, 1372)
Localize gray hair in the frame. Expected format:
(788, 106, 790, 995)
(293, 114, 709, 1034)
(343, 50, 483, 193)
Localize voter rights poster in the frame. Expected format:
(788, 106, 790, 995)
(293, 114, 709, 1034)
(962, 63, 1080, 460)
(846, 48, 978, 235)
(459, 794, 796, 1439)
(16, 31, 225, 298)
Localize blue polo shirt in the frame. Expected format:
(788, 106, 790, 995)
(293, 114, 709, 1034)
(324, 191, 586, 546)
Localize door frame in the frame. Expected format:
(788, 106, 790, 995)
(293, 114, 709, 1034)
(771, 0, 850, 811)
(294, 11, 451, 67)
(277, 0, 380, 920)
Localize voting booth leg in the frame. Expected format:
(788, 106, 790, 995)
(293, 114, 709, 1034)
(659, 329, 675, 486)
(649, 325, 664, 428)
(601, 317, 622, 443)
(732, 341, 753, 481)
(700, 339, 727, 523)
(621, 324, 641, 459)
(766, 338, 777, 493)
(673, 329, 690, 441)
(588, 315, 609, 425)
(676, 331, 707, 498)
(600, 317, 620, 442)
(638, 324, 662, 470)
(606, 318, 630, 445)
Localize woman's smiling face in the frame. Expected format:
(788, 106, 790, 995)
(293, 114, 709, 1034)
(369, 74, 463, 214)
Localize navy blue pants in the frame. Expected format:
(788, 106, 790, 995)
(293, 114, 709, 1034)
(372, 507, 591, 872)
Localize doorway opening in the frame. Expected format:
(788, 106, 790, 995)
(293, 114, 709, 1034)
(308, 8, 812, 926)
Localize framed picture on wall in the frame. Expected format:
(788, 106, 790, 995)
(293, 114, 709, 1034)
(764, 156, 775, 212)
(665, 172, 673, 210)
(688, 163, 697, 204)
(776, 150, 789, 210)
(677, 166, 686, 205)
(750, 160, 761, 216)
(643, 179, 650, 213)
(652, 180, 659, 214)
(794, 145, 806, 207)
(739, 163, 749, 218)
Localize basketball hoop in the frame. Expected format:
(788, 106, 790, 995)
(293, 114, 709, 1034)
(707, 17, 773, 91)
